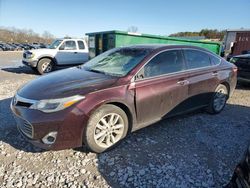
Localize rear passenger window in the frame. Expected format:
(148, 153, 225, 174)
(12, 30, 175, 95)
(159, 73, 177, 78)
(210, 55, 221, 65)
(143, 50, 185, 78)
(184, 49, 211, 69)
(77, 41, 85, 50)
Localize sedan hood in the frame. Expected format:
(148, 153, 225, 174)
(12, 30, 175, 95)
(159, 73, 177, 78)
(17, 67, 119, 100)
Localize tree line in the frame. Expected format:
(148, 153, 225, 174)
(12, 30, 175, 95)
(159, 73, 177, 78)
(0, 27, 55, 44)
(169, 29, 226, 40)
(0, 27, 226, 44)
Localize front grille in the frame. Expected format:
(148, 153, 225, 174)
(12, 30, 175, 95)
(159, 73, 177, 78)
(17, 118, 33, 138)
(16, 101, 33, 108)
(12, 94, 37, 108)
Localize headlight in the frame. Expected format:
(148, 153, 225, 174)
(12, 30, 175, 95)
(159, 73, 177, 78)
(30, 95, 85, 113)
(25, 51, 35, 59)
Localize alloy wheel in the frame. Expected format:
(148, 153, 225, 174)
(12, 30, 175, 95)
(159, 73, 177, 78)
(213, 88, 227, 112)
(94, 113, 125, 148)
(42, 62, 52, 73)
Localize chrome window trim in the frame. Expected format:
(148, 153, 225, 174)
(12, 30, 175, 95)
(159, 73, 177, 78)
(132, 47, 221, 82)
(182, 48, 222, 66)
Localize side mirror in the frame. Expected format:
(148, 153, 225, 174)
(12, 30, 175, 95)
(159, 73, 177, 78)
(135, 73, 144, 80)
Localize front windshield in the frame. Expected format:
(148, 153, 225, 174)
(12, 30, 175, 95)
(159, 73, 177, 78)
(83, 47, 150, 77)
(49, 39, 63, 49)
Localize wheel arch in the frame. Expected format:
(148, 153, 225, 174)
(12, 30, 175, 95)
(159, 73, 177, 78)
(81, 100, 134, 146)
(81, 101, 134, 152)
(219, 81, 230, 98)
(106, 102, 133, 134)
(38, 56, 57, 66)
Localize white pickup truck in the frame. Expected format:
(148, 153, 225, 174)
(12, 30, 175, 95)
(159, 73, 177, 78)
(22, 38, 89, 74)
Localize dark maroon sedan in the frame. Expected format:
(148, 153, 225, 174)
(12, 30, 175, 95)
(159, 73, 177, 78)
(11, 45, 237, 153)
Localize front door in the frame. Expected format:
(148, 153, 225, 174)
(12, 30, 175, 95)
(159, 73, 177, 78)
(56, 40, 79, 65)
(134, 49, 189, 128)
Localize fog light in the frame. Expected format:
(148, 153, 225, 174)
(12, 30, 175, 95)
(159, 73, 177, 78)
(42, 131, 58, 144)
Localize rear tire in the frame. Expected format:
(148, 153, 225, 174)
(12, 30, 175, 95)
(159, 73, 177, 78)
(37, 58, 54, 74)
(206, 84, 228, 114)
(84, 104, 128, 153)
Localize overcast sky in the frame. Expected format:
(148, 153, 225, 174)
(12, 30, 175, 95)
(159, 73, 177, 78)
(0, 0, 250, 38)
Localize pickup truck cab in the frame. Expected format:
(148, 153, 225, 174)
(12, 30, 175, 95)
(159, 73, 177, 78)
(22, 39, 89, 74)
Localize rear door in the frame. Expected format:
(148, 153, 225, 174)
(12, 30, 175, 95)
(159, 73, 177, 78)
(134, 49, 189, 128)
(76, 40, 89, 64)
(183, 49, 220, 107)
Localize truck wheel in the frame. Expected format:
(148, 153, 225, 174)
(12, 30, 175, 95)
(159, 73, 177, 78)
(37, 58, 54, 74)
(206, 84, 228, 114)
(84, 104, 129, 153)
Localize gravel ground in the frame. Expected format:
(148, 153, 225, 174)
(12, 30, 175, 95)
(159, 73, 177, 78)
(0, 52, 250, 187)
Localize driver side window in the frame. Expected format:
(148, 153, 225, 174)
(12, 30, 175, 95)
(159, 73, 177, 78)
(59, 40, 77, 50)
(136, 50, 185, 79)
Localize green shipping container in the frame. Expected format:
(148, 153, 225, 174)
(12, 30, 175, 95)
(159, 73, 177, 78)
(86, 30, 221, 58)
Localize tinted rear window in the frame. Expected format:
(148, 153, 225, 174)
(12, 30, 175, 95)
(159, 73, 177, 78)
(77, 41, 85, 50)
(184, 49, 211, 69)
(210, 55, 221, 65)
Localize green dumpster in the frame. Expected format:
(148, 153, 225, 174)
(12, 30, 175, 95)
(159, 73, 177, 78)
(86, 30, 221, 58)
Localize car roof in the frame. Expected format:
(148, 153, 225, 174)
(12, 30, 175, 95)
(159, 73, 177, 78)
(56, 38, 84, 40)
(122, 44, 213, 53)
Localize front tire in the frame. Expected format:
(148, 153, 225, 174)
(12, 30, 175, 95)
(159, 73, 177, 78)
(84, 104, 129, 153)
(206, 84, 228, 114)
(37, 58, 54, 74)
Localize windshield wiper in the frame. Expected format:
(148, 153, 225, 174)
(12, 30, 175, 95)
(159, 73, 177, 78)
(87, 68, 106, 74)
(86, 68, 121, 77)
(83, 66, 121, 77)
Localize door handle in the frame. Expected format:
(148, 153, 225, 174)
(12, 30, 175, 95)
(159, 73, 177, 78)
(212, 72, 218, 76)
(74, 52, 78, 54)
(177, 80, 189, 85)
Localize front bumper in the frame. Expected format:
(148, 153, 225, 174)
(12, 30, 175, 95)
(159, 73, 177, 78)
(10, 98, 89, 150)
(22, 59, 38, 67)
